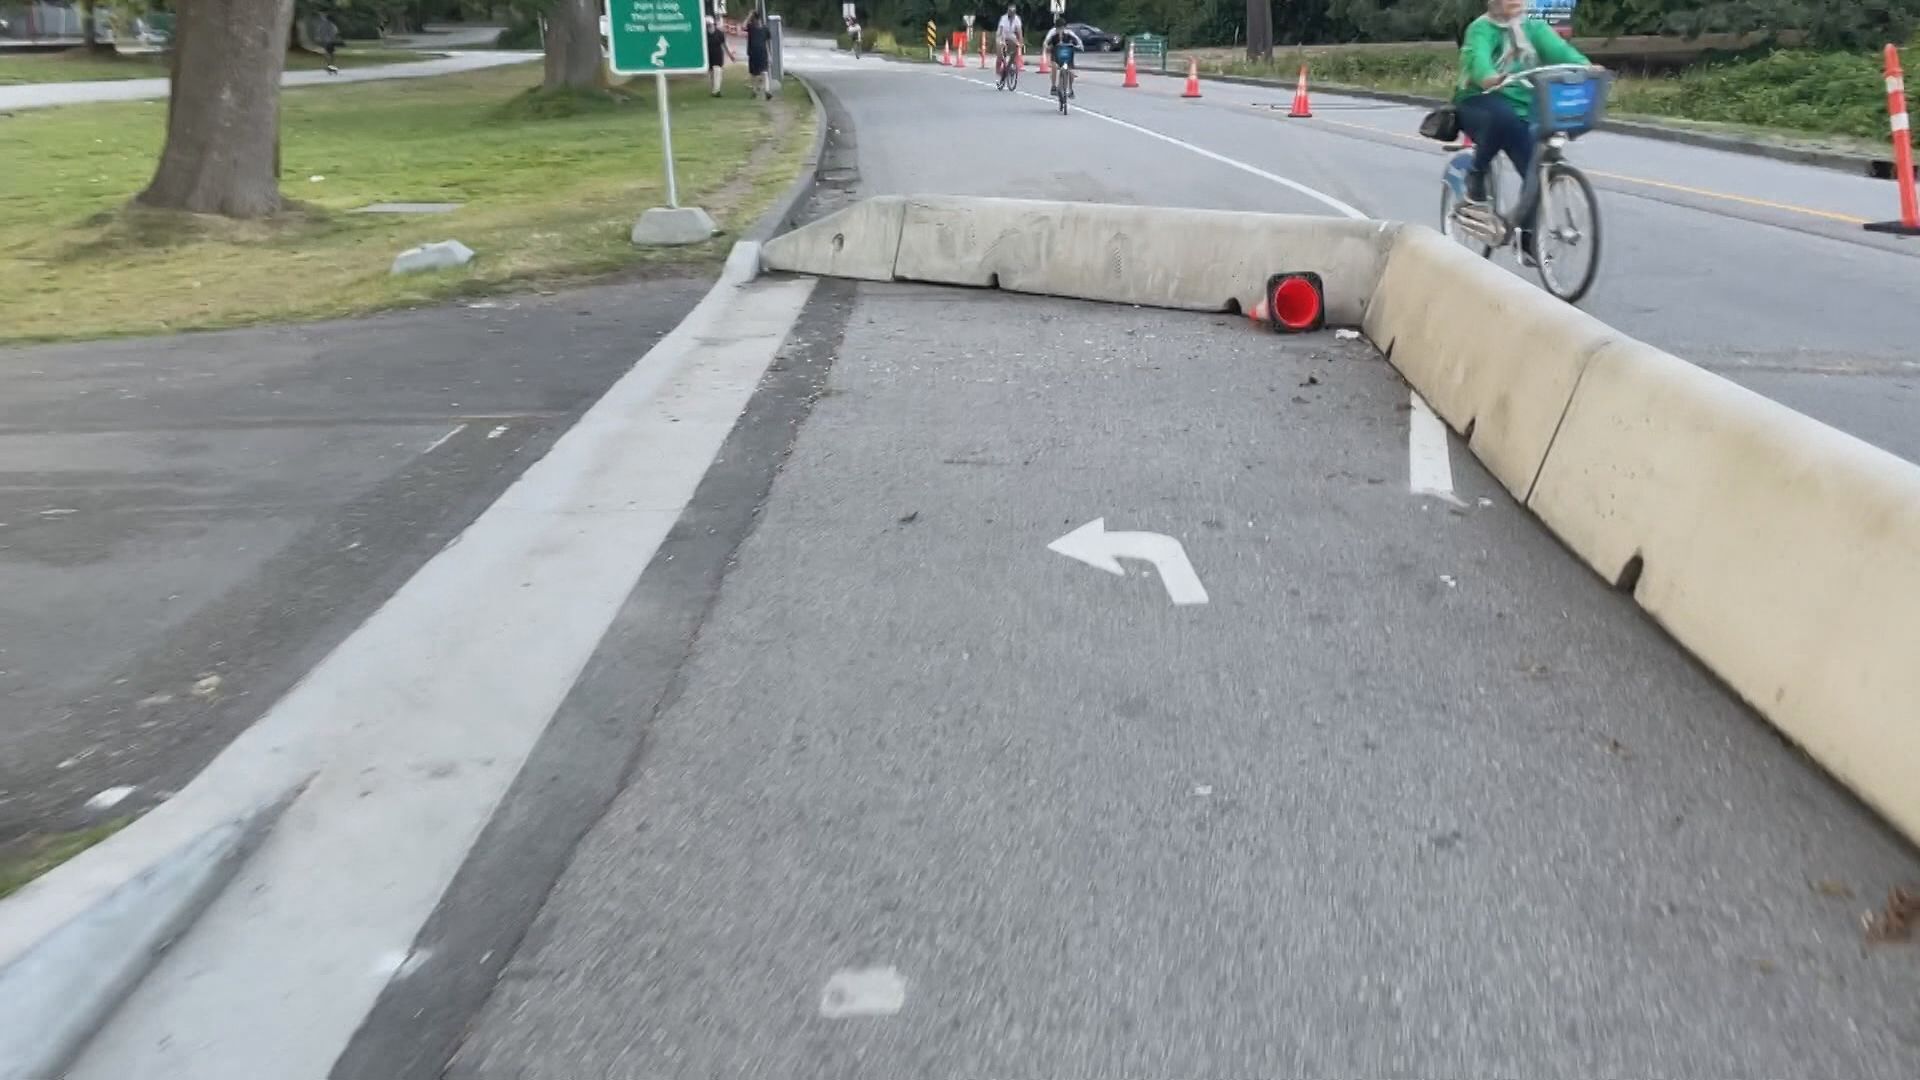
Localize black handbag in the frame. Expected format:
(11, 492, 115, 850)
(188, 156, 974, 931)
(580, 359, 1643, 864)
(1419, 104, 1461, 142)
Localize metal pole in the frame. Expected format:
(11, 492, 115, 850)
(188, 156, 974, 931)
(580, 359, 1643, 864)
(655, 71, 679, 209)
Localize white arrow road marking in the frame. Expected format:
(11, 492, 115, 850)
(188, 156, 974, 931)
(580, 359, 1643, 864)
(1408, 392, 1461, 505)
(1049, 518, 1210, 606)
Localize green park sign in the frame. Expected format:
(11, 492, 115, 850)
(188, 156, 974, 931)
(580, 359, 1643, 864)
(608, 0, 708, 77)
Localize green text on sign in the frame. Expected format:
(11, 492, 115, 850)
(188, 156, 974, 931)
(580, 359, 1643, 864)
(608, 0, 707, 76)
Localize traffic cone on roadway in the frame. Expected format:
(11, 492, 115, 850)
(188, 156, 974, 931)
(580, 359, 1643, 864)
(1122, 43, 1139, 88)
(1248, 298, 1269, 326)
(1181, 57, 1201, 98)
(941, 42, 952, 66)
(1038, 48, 1050, 75)
(1288, 65, 1312, 117)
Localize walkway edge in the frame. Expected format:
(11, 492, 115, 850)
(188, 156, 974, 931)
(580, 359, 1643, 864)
(744, 71, 831, 245)
(0, 786, 301, 1080)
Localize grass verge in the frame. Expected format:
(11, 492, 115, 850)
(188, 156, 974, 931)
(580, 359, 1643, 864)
(0, 63, 814, 342)
(0, 819, 131, 900)
(1206, 44, 1914, 147)
(0, 47, 437, 85)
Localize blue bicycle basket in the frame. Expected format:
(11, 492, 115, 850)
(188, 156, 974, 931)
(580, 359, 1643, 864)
(1532, 69, 1612, 136)
(1053, 43, 1074, 66)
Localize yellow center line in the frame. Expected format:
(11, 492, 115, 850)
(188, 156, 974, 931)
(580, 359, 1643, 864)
(1303, 113, 1870, 225)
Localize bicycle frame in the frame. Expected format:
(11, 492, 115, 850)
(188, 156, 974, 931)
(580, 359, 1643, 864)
(1443, 130, 1570, 248)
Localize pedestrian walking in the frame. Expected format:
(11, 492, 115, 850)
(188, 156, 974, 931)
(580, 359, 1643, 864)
(745, 12, 772, 100)
(313, 12, 342, 74)
(706, 18, 734, 97)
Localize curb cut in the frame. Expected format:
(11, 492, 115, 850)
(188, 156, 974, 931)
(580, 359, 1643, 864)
(744, 71, 831, 245)
(1145, 67, 1898, 181)
(0, 786, 302, 1080)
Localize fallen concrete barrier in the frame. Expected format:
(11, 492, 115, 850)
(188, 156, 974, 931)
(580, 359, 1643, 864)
(763, 195, 1395, 325)
(1528, 339, 1920, 840)
(1363, 226, 1618, 500)
(765, 195, 1920, 848)
(762, 194, 908, 282)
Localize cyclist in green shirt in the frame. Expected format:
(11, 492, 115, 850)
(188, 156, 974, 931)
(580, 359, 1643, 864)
(1455, 0, 1589, 207)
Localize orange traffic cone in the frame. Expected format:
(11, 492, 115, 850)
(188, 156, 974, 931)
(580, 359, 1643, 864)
(941, 42, 952, 66)
(1248, 297, 1269, 326)
(1181, 57, 1201, 98)
(1016, 46, 1025, 71)
(1288, 64, 1312, 117)
(1038, 48, 1050, 75)
(1122, 42, 1139, 88)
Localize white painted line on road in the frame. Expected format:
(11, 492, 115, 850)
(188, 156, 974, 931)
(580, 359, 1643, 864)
(423, 423, 466, 454)
(1050, 518, 1210, 605)
(486, 424, 509, 440)
(820, 967, 907, 1018)
(1408, 393, 1460, 505)
(943, 72, 1367, 220)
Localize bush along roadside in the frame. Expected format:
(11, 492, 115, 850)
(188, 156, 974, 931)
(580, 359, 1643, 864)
(1208, 44, 1916, 145)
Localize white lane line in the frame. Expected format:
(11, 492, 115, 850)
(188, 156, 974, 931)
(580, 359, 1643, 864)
(1408, 392, 1461, 505)
(820, 967, 907, 1018)
(423, 423, 466, 454)
(942, 71, 1367, 220)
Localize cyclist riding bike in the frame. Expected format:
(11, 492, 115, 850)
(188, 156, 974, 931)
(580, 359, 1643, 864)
(995, 3, 1023, 76)
(1455, 0, 1590, 259)
(1042, 17, 1082, 99)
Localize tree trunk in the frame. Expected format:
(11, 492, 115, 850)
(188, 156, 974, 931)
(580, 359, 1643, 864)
(136, 0, 296, 218)
(543, 0, 604, 90)
(1246, 0, 1273, 62)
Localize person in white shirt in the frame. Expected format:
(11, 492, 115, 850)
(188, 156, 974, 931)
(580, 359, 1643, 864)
(994, 3, 1023, 73)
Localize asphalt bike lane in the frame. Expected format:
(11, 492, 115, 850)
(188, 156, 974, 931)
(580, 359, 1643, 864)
(446, 49, 1920, 1079)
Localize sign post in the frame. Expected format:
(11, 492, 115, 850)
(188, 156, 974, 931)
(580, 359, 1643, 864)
(608, 0, 717, 244)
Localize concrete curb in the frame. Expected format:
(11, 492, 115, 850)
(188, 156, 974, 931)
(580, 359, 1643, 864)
(0, 787, 300, 1080)
(765, 194, 1920, 850)
(743, 71, 831, 245)
(1143, 67, 1897, 181)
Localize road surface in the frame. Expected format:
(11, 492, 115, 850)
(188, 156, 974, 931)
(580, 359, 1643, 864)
(28, 41, 1920, 1080)
(0, 49, 538, 112)
(426, 44, 1920, 1080)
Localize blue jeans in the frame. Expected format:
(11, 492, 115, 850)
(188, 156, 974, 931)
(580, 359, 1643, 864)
(1457, 92, 1537, 248)
(1456, 92, 1533, 178)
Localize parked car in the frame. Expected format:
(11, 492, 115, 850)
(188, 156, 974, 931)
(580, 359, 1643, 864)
(1066, 23, 1120, 51)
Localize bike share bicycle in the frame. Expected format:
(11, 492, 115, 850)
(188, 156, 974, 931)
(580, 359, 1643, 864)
(1431, 64, 1611, 304)
(1050, 39, 1076, 113)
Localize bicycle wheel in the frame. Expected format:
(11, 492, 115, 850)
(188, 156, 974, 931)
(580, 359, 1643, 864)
(1534, 163, 1602, 304)
(1438, 183, 1492, 259)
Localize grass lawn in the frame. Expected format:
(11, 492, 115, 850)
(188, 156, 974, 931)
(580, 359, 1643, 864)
(1206, 44, 1914, 147)
(0, 47, 438, 85)
(0, 63, 813, 342)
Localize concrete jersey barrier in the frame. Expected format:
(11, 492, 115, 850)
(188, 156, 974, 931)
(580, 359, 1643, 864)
(1528, 339, 1920, 840)
(764, 195, 1920, 848)
(762, 195, 1395, 325)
